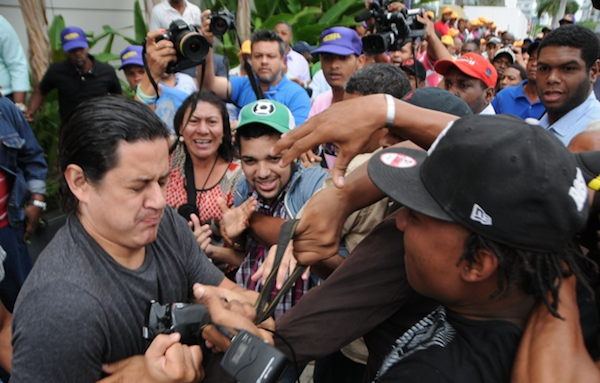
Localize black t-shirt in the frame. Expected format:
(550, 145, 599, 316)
(39, 55, 122, 123)
(376, 306, 521, 383)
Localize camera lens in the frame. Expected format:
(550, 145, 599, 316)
(211, 17, 229, 36)
(179, 33, 209, 63)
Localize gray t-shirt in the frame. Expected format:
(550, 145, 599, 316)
(11, 207, 224, 383)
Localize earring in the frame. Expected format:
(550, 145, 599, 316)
(179, 136, 184, 142)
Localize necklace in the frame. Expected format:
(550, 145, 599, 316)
(199, 155, 219, 191)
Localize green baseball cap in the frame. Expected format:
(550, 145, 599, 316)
(235, 100, 295, 134)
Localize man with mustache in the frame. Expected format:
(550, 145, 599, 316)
(223, 99, 328, 319)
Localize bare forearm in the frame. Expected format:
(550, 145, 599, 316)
(12, 91, 26, 104)
(311, 254, 345, 279)
(207, 246, 245, 267)
(249, 214, 286, 246)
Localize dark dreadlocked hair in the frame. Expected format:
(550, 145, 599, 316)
(459, 232, 597, 318)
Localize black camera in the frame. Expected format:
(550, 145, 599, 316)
(208, 8, 236, 36)
(357, 1, 425, 54)
(156, 19, 210, 73)
(143, 301, 211, 345)
(143, 301, 288, 383)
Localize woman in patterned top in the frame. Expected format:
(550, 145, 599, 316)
(166, 90, 244, 276)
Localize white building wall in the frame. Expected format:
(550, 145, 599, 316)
(464, 5, 529, 38)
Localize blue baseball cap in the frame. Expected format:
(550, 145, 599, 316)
(119, 45, 144, 69)
(61, 26, 89, 52)
(312, 27, 362, 56)
(292, 41, 316, 54)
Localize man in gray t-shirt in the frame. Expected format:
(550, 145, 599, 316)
(11, 96, 253, 383)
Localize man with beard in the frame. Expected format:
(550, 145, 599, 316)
(25, 26, 122, 124)
(536, 24, 600, 146)
(221, 99, 327, 319)
(201, 12, 311, 125)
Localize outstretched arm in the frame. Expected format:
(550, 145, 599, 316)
(198, 10, 232, 99)
(272, 94, 457, 188)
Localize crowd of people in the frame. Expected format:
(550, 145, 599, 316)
(1, 0, 600, 382)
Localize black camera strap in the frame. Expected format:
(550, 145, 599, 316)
(184, 152, 197, 209)
(254, 219, 306, 324)
(243, 56, 264, 100)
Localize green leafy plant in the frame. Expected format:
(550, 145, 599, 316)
(31, 0, 148, 210)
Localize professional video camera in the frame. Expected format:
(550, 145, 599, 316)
(155, 19, 210, 73)
(143, 301, 289, 383)
(208, 8, 236, 36)
(356, 0, 425, 55)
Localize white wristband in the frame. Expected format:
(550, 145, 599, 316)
(385, 94, 395, 128)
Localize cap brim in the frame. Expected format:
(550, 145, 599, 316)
(63, 41, 89, 52)
(312, 46, 358, 56)
(235, 121, 289, 135)
(574, 151, 600, 191)
(435, 59, 491, 87)
(119, 59, 144, 70)
(368, 147, 453, 221)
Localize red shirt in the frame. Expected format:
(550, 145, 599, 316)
(434, 20, 450, 36)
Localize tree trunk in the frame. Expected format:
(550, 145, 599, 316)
(237, 0, 251, 42)
(145, 0, 161, 26)
(553, 0, 568, 28)
(18, 0, 50, 86)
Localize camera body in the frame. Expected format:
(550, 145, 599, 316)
(208, 8, 236, 36)
(143, 301, 211, 345)
(362, 1, 425, 54)
(155, 19, 210, 73)
(142, 301, 288, 383)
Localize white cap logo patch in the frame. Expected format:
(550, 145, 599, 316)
(569, 168, 588, 212)
(380, 152, 417, 168)
(470, 204, 492, 226)
(252, 100, 275, 116)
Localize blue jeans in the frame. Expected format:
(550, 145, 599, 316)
(0, 224, 33, 312)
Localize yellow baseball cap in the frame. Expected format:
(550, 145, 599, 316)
(441, 35, 455, 46)
(442, 7, 452, 14)
(450, 12, 458, 19)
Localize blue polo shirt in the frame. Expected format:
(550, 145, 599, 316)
(229, 75, 311, 125)
(491, 80, 545, 120)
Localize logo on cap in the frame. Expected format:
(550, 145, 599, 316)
(252, 100, 276, 116)
(323, 33, 342, 42)
(569, 168, 587, 212)
(122, 51, 138, 60)
(470, 204, 492, 226)
(64, 32, 81, 41)
(380, 153, 417, 168)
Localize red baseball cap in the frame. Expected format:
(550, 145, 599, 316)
(434, 53, 498, 88)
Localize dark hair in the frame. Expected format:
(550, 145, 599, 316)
(345, 63, 412, 99)
(173, 90, 235, 162)
(235, 123, 281, 150)
(251, 30, 285, 57)
(58, 96, 169, 214)
(275, 21, 292, 30)
(538, 24, 600, 70)
(460, 232, 596, 318)
(505, 63, 526, 81)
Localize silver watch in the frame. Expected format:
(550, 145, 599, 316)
(30, 200, 47, 211)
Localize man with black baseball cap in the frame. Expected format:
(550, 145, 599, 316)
(366, 114, 595, 382)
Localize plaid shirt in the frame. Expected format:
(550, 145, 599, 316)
(235, 185, 310, 320)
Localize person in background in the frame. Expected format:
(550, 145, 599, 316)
(399, 58, 427, 90)
(491, 41, 545, 119)
(0, 15, 29, 109)
(434, 7, 452, 36)
(498, 63, 526, 91)
(274, 21, 311, 87)
(26, 26, 122, 124)
(166, 91, 244, 278)
(292, 41, 316, 65)
(135, 30, 197, 134)
(119, 45, 145, 92)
